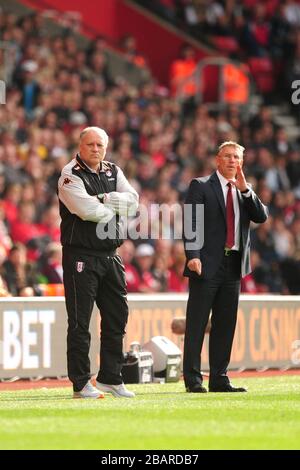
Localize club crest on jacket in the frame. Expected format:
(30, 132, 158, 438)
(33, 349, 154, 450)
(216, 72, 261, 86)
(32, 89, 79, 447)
(76, 262, 85, 272)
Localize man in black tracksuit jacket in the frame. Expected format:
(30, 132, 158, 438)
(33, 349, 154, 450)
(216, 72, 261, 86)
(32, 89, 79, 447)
(58, 126, 139, 399)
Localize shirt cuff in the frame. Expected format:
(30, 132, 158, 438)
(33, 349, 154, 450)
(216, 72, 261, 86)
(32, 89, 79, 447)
(241, 188, 251, 198)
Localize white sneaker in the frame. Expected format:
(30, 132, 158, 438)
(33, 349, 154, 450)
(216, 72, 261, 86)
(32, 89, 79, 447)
(73, 380, 105, 399)
(96, 381, 135, 398)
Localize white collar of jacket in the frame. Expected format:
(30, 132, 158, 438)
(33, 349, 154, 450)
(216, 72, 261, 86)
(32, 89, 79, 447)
(76, 153, 107, 174)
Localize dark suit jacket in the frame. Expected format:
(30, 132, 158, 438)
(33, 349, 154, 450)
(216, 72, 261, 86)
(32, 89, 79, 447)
(183, 172, 268, 280)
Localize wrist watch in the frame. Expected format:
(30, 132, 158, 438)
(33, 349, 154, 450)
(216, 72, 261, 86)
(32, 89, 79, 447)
(97, 193, 105, 203)
(241, 188, 250, 194)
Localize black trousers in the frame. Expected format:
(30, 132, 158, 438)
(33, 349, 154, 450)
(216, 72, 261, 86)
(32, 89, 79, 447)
(63, 249, 128, 392)
(183, 252, 241, 389)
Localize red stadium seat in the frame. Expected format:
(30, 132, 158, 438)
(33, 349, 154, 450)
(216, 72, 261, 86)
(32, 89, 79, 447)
(212, 36, 240, 55)
(248, 57, 275, 93)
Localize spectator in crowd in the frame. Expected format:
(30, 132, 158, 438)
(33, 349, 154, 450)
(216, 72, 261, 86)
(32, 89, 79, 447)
(2, 183, 22, 225)
(1, 243, 41, 296)
(133, 243, 161, 292)
(10, 201, 48, 247)
(119, 34, 148, 69)
(39, 242, 63, 284)
(169, 44, 198, 98)
(118, 239, 141, 292)
(168, 240, 189, 292)
(241, 250, 270, 293)
(0, 202, 12, 253)
(0, 243, 11, 296)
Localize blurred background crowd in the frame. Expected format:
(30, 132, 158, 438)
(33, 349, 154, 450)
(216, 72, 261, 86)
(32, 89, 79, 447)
(0, 1, 300, 296)
(138, 0, 298, 61)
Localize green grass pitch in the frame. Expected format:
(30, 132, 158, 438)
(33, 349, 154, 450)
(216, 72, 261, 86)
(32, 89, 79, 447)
(0, 376, 299, 450)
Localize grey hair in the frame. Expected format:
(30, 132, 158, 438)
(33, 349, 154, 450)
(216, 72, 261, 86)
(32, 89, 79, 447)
(218, 141, 245, 156)
(79, 126, 109, 147)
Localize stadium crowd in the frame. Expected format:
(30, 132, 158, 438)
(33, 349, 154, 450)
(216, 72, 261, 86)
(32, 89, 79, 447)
(137, 0, 300, 103)
(136, 0, 297, 58)
(0, 10, 300, 296)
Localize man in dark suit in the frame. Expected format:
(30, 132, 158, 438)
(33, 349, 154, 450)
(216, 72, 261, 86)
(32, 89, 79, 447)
(183, 141, 268, 393)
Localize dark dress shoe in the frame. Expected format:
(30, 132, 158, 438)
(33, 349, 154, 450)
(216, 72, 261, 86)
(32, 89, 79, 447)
(186, 384, 207, 393)
(209, 384, 247, 393)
